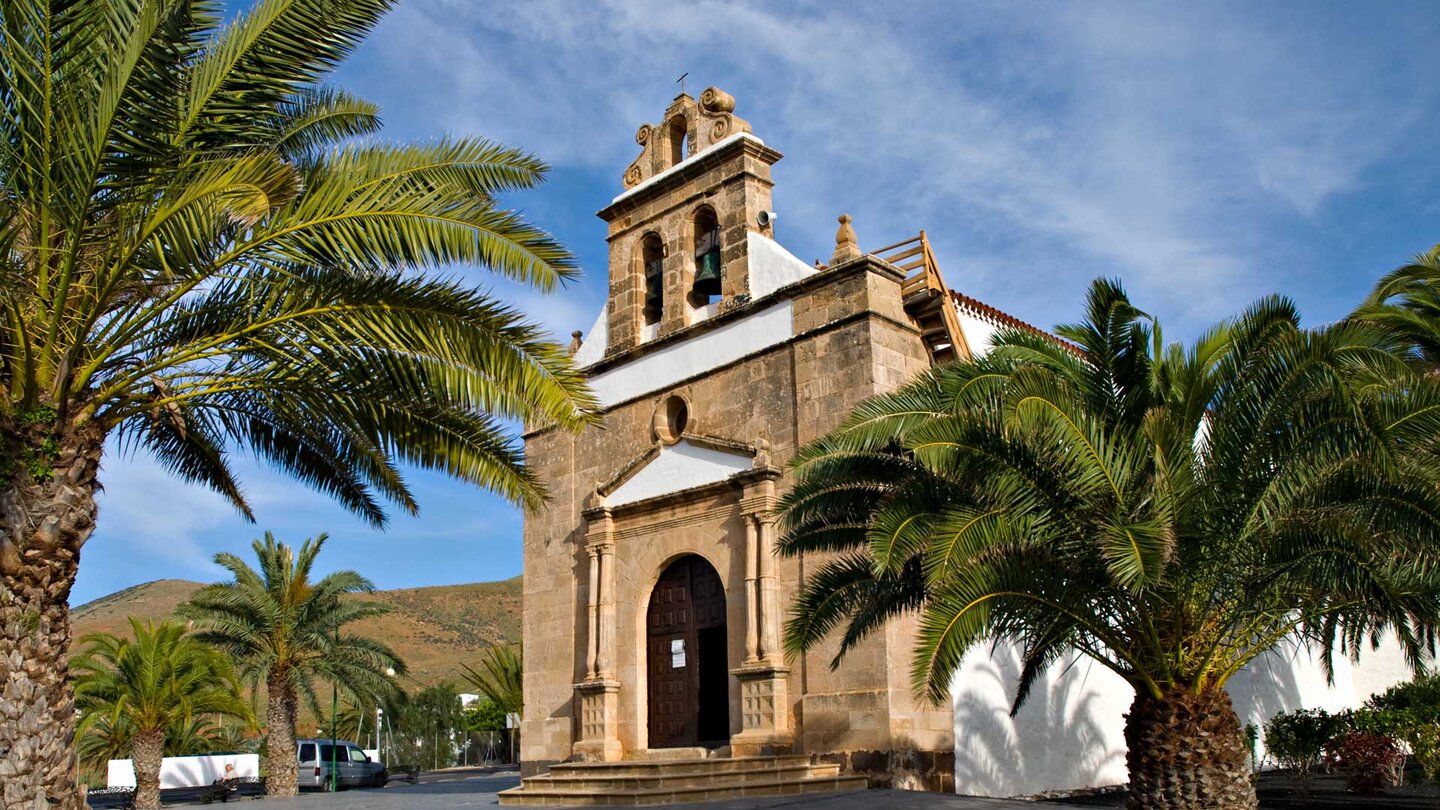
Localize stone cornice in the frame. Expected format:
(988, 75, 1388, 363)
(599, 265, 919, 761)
(597, 135, 782, 222)
(523, 307, 921, 441)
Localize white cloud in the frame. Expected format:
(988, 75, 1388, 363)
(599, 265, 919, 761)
(92, 451, 239, 576)
(348, 0, 1436, 336)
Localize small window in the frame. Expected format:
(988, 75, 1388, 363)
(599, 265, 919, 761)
(298, 744, 316, 763)
(642, 234, 663, 327)
(689, 207, 721, 310)
(654, 394, 691, 444)
(349, 747, 368, 763)
(667, 118, 687, 166)
(318, 745, 336, 763)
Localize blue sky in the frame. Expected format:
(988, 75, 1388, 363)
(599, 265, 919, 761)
(71, 0, 1440, 605)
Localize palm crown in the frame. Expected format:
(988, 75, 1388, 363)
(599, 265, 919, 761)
(1353, 247, 1440, 369)
(780, 279, 1440, 809)
(0, 0, 597, 534)
(71, 619, 251, 736)
(460, 642, 522, 720)
(179, 532, 404, 714)
(71, 620, 252, 807)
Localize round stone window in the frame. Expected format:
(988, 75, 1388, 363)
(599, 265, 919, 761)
(654, 395, 691, 444)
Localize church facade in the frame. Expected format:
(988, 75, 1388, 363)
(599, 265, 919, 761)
(517, 87, 1423, 799)
(518, 87, 1026, 792)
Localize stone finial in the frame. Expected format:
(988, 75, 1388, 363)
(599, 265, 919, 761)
(753, 438, 772, 469)
(569, 330, 583, 356)
(832, 214, 861, 264)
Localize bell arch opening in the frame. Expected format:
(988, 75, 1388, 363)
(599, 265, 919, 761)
(666, 118, 687, 167)
(640, 232, 664, 328)
(645, 554, 730, 748)
(688, 206, 722, 314)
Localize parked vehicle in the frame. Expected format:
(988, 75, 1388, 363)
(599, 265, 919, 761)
(296, 739, 387, 790)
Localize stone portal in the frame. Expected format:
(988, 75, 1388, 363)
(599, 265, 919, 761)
(646, 555, 729, 748)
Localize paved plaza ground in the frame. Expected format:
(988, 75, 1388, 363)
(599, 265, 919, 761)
(232, 769, 1081, 810)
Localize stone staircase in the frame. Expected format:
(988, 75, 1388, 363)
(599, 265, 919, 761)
(496, 754, 868, 806)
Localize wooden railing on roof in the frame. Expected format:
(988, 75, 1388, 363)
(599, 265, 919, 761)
(872, 231, 971, 365)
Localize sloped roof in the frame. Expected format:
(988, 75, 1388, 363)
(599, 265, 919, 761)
(949, 289, 1084, 356)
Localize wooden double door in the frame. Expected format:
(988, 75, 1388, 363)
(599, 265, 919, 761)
(646, 555, 730, 748)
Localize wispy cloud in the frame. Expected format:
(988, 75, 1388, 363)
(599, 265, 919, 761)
(92, 451, 238, 577)
(348, 0, 1439, 336)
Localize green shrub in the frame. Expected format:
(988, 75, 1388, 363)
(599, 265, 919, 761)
(1409, 722, 1440, 783)
(1365, 676, 1440, 786)
(1265, 708, 1345, 795)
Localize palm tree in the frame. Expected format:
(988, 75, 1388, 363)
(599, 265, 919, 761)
(177, 533, 404, 796)
(75, 715, 251, 780)
(71, 621, 251, 809)
(459, 642, 523, 720)
(779, 279, 1440, 810)
(0, 0, 596, 804)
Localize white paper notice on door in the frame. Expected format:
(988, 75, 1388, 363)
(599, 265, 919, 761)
(670, 638, 686, 668)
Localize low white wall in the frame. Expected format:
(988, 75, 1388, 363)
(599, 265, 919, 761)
(107, 753, 259, 789)
(951, 636, 1415, 798)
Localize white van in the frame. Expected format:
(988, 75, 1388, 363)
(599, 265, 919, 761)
(295, 739, 386, 790)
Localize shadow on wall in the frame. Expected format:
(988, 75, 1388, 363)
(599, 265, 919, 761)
(951, 643, 1129, 798)
(1228, 639, 1354, 764)
(951, 636, 1400, 797)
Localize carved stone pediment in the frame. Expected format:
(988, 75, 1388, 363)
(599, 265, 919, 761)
(623, 87, 753, 189)
(583, 428, 779, 512)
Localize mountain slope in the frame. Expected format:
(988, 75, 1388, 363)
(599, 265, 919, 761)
(71, 577, 523, 686)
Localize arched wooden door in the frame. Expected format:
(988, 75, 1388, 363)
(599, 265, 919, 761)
(646, 555, 730, 748)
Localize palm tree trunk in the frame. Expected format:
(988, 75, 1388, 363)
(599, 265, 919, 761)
(1124, 687, 1257, 810)
(265, 673, 299, 796)
(131, 729, 165, 810)
(0, 421, 104, 810)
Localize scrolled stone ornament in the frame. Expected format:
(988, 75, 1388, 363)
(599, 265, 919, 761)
(635, 123, 652, 146)
(700, 86, 735, 114)
(623, 162, 643, 188)
(710, 117, 729, 142)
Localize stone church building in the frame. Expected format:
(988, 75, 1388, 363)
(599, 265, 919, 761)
(513, 87, 1032, 798)
(511, 89, 1417, 804)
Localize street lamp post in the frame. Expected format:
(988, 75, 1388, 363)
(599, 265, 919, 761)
(329, 624, 339, 792)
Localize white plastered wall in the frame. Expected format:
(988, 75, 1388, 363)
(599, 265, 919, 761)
(951, 636, 1415, 798)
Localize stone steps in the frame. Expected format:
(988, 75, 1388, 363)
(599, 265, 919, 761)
(545, 754, 810, 777)
(522, 763, 838, 791)
(497, 755, 868, 806)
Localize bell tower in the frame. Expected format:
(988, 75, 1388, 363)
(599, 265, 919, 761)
(596, 87, 783, 356)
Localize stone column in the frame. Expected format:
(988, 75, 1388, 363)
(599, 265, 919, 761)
(731, 467, 792, 756)
(743, 516, 760, 664)
(585, 545, 599, 679)
(573, 504, 622, 761)
(595, 542, 616, 679)
(756, 514, 781, 663)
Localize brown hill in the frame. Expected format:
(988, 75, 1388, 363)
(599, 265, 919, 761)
(71, 576, 523, 687)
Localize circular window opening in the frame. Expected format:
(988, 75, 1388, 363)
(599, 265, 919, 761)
(655, 395, 690, 444)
